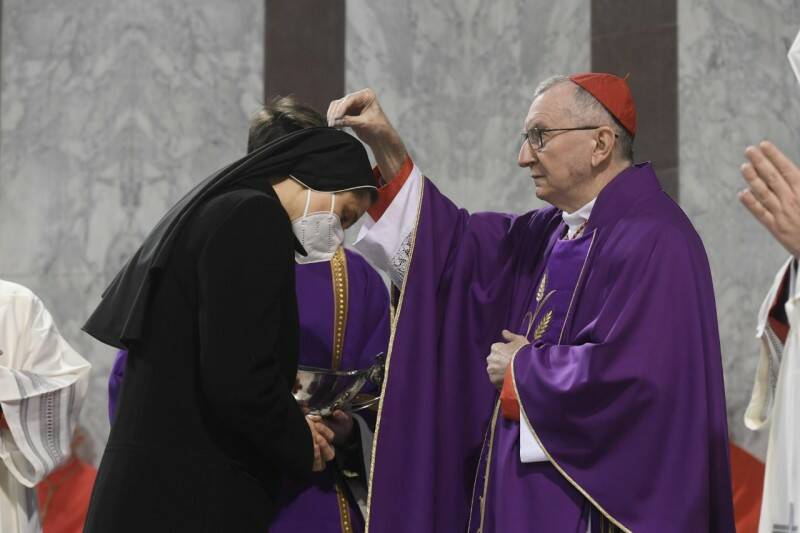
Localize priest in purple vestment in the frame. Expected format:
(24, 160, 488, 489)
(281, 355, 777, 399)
(327, 74, 735, 532)
(107, 97, 391, 533)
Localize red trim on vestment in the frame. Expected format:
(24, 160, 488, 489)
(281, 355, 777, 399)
(768, 268, 791, 343)
(499, 364, 520, 421)
(366, 156, 414, 221)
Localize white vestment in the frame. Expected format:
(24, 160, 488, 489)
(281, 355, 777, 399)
(745, 258, 800, 533)
(0, 280, 90, 533)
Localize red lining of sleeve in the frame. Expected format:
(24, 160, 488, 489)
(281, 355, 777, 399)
(499, 364, 520, 421)
(768, 267, 791, 344)
(367, 156, 414, 222)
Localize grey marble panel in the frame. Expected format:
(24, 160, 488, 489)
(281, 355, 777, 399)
(1, 0, 263, 460)
(346, 0, 590, 214)
(679, 0, 800, 457)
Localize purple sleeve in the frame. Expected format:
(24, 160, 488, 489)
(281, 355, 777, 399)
(367, 178, 558, 532)
(108, 349, 128, 422)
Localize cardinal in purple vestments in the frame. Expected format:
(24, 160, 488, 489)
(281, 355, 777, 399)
(327, 74, 735, 532)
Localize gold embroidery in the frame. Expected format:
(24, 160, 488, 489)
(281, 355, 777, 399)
(476, 401, 501, 533)
(330, 247, 349, 370)
(533, 310, 553, 340)
(364, 174, 425, 532)
(536, 271, 548, 302)
(335, 479, 354, 533)
(466, 400, 497, 533)
(557, 230, 597, 345)
(525, 270, 556, 341)
(330, 247, 353, 533)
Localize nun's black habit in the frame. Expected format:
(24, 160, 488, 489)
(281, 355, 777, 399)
(83, 128, 376, 532)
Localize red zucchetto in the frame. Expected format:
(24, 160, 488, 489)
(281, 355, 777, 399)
(569, 72, 637, 136)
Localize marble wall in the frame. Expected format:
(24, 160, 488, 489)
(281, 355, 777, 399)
(345, 0, 590, 214)
(679, 0, 800, 457)
(0, 0, 263, 460)
(0, 0, 588, 465)
(5, 0, 785, 469)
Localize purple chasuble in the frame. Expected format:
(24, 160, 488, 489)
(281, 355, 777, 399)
(366, 163, 734, 533)
(472, 232, 596, 533)
(108, 248, 390, 533)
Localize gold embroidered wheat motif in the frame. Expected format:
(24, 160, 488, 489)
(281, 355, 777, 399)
(536, 272, 548, 303)
(534, 310, 553, 340)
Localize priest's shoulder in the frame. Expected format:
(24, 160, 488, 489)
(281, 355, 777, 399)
(618, 193, 706, 253)
(512, 205, 562, 234)
(465, 206, 560, 237)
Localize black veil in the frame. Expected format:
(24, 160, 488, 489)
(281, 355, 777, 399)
(83, 127, 375, 348)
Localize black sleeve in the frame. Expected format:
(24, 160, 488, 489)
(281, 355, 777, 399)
(196, 193, 313, 478)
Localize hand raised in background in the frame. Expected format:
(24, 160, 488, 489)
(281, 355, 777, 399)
(740, 141, 800, 257)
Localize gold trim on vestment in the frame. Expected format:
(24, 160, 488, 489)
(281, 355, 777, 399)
(557, 230, 597, 345)
(330, 247, 353, 533)
(602, 514, 620, 532)
(335, 479, 355, 533)
(510, 345, 631, 532)
(363, 176, 425, 533)
(330, 247, 349, 371)
(475, 401, 501, 533)
(466, 399, 498, 533)
(470, 342, 525, 532)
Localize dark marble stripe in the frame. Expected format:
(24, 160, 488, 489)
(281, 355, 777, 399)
(264, 0, 345, 114)
(591, 0, 679, 200)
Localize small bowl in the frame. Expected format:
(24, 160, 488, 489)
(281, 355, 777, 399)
(293, 353, 385, 416)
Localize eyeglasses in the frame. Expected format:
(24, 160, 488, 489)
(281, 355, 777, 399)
(522, 126, 614, 151)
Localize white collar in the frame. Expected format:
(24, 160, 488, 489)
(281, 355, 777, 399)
(562, 198, 596, 238)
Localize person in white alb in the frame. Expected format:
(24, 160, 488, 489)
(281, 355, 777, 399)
(0, 279, 91, 533)
(739, 28, 800, 533)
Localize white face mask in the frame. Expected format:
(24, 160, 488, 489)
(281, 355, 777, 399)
(292, 190, 344, 264)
